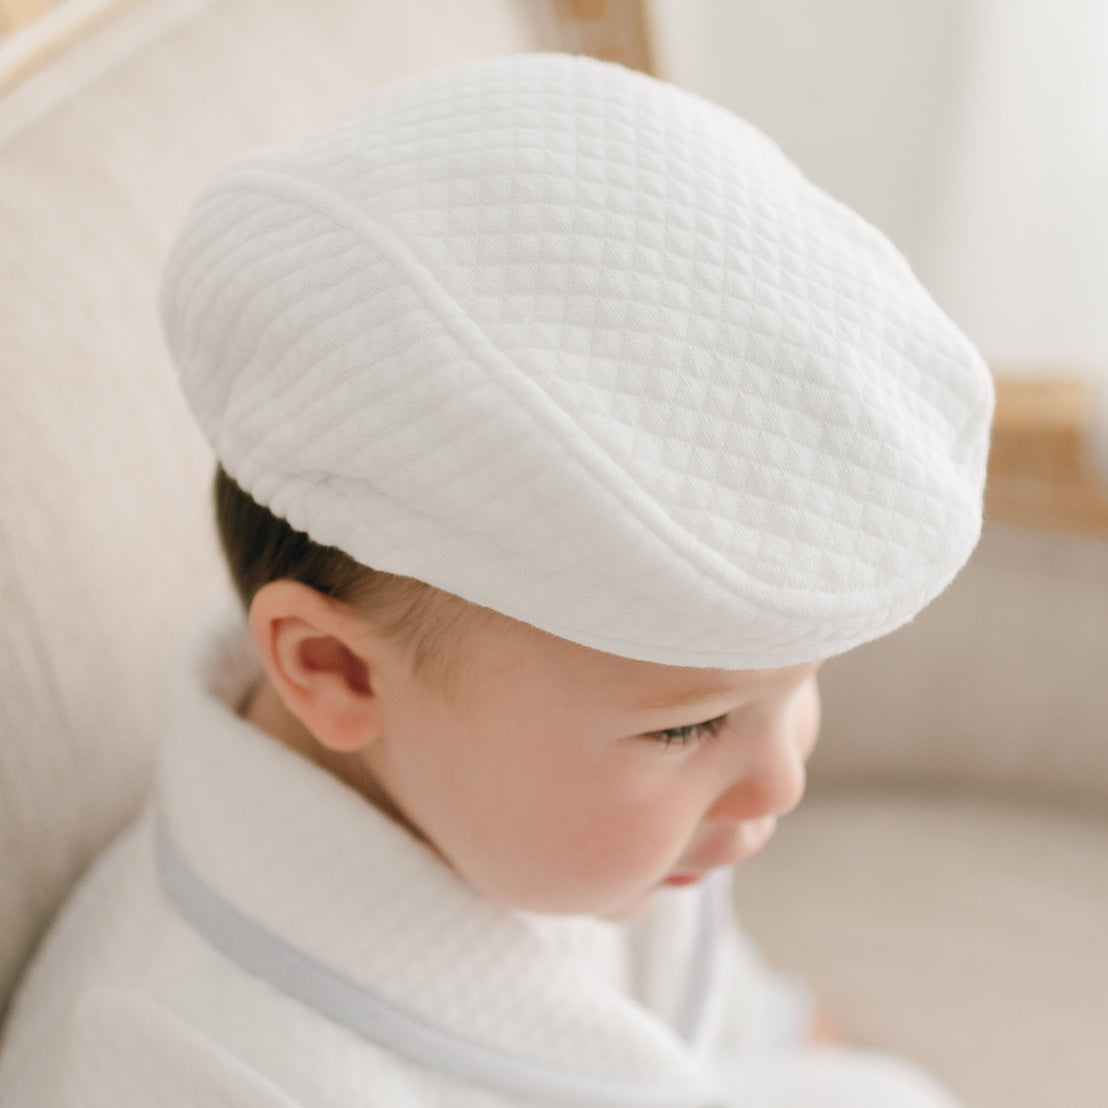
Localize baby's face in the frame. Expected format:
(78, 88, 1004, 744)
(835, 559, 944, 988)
(358, 617, 823, 920)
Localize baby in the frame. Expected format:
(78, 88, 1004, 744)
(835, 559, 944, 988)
(0, 54, 993, 1107)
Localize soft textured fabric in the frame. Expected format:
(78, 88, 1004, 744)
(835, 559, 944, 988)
(160, 52, 994, 670)
(0, 618, 960, 1107)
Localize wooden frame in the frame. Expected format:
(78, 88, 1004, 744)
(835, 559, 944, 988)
(0, 0, 56, 36)
(987, 377, 1108, 537)
(518, 0, 654, 73)
(0, 0, 139, 95)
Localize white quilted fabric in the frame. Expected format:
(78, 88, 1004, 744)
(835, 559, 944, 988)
(160, 52, 994, 667)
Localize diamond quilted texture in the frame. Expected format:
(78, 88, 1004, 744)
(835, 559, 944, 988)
(160, 54, 994, 667)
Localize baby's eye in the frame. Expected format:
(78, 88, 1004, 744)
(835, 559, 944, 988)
(645, 715, 727, 748)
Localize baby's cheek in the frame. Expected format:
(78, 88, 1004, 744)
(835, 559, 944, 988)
(492, 798, 688, 914)
(794, 678, 822, 762)
(572, 793, 697, 882)
(445, 741, 705, 913)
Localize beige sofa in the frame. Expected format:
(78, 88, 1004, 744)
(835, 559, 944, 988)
(1, 2, 1105, 1106)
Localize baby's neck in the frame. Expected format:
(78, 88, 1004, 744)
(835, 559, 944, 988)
(240, 677, 318, 762)
(241, 677, 421, 841)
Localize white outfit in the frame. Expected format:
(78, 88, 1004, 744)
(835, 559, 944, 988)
(0, 620, 959, 1108)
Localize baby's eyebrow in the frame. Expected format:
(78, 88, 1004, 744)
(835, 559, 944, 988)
(635, 658, 826, 712)
(632, 663, 817, 713)
(632, 685, 743, 714)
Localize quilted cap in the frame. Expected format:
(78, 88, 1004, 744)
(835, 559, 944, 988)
(160, 53, 994, 669)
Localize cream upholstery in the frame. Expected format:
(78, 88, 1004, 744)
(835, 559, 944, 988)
(1, 2, 1105, 1105)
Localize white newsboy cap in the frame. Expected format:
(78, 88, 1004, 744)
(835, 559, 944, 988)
(160, 53, 994, 669)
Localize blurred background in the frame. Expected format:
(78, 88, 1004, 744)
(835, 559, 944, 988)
(2, 2, 1106, 1106)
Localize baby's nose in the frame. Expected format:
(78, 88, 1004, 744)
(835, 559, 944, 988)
(709, 726, 808, 824)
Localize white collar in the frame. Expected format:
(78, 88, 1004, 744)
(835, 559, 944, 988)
(155, 616, 730, 1107)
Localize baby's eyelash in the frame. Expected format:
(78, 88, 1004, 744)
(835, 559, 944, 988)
(646, 715, 727, 748)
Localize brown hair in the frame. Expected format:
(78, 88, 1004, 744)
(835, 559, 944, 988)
(213, 464, 490, 685)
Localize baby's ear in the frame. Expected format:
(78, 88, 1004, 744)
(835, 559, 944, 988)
(248, 580, 386, 752)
